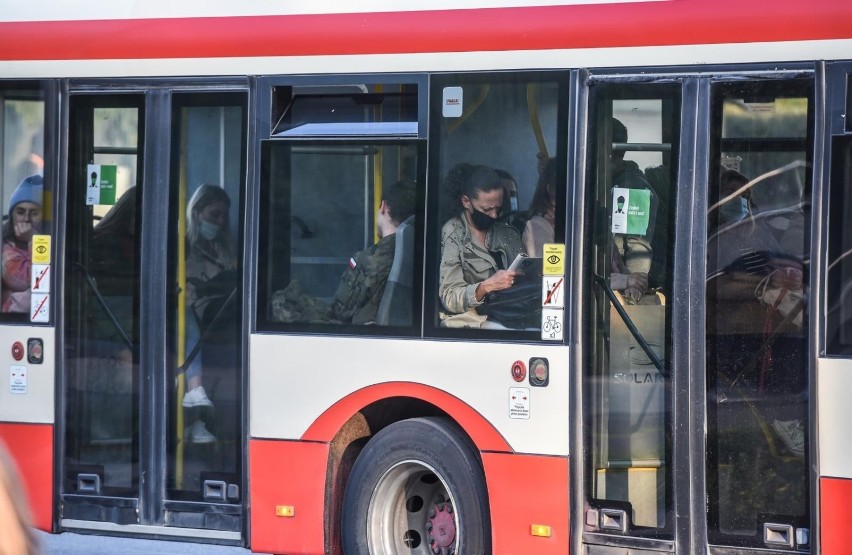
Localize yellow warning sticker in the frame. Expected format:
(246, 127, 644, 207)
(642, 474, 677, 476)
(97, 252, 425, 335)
(32, 235, 51, 264)
(542, 243, 565, 276)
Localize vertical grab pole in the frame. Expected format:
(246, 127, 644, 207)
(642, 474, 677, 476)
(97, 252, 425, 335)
(175, 110, 188, 488)
(373, 86, 383, 243)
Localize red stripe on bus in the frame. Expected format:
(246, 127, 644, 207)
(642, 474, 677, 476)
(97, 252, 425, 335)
(482, 452, 569, 553)
(249, 439, 327, 555)
(0, 0, 849, 62)
(821, 476, 852, 554)
(0, 422, 53, 531)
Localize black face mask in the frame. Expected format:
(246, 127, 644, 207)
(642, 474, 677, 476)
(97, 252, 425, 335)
(469, 206, 497, 231)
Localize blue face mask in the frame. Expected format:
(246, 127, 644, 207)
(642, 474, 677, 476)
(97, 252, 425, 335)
(199, 220, 220, 241)
(509, 195, 519, 212)
(719, 197, 748, 224)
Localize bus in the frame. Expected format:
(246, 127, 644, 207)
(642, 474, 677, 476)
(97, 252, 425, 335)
(0, 1, 850, 554)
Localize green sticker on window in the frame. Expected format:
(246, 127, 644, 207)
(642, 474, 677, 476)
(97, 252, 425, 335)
(85, 164, 117, 206)
(611, 187, 650, 236)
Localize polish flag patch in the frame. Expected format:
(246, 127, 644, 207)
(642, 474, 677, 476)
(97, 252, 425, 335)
(349, 257, 357, 269)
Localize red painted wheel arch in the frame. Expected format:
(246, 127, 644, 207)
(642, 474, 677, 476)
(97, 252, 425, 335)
(301, 381, 512, 453)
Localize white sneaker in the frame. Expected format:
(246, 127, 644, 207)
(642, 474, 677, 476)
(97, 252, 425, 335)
(773, 419, 805, 456)
(183, 386, 213, 408)
(185, 420, 216, 444)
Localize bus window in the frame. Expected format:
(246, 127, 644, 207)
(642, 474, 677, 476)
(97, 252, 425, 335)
(167, 95, 246, 502)
(586, 85, 680, 535)
(828, 137, 852, 355)
(0, 84, 47, 318)
(64, 97, 143, 498)
(705, 80, 812, 547)
(428, 73, 567, 334)
(258, 140, 423, 332)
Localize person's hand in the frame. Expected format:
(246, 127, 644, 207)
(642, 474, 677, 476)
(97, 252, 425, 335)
(476, 270, 518, 301)
(13, 221, 36, 244)
(623, 272, 648, 303)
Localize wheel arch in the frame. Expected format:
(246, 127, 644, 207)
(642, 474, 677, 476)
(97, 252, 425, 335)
(304, 381, 509, 554)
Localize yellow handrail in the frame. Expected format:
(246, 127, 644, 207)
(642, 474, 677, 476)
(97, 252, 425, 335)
(175, 110, 188, 488)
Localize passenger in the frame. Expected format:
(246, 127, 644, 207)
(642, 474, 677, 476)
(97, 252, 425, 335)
(610, 119, 655, 303)
(522, 158, 556, 257)
(0, 440, 38, 555)
(90, 187, 137, 298)
(182, 184, 238, 443)
(496, 169, 519, 215)
(271, 179, 416, 325)
(1, 175, 43, 313)
(438, 164, 522, 328)
(88, 187, 138, 348)
(707, 167, 806, 456)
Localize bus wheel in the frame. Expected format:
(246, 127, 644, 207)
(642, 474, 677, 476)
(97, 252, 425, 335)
(341, 417, 491, 555)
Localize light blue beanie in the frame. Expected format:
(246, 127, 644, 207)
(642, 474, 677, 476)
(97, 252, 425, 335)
(9, 175, 43, 215)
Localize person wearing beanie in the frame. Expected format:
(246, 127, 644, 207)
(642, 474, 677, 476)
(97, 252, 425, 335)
(2, 175, 43, 313)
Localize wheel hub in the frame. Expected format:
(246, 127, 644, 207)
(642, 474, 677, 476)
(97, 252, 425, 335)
(427, 501, 456, 554)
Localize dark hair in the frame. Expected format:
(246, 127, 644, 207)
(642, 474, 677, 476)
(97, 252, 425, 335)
(612, 118, 628, 144)
(442, 163, 502, 219)
(495, 168, 515, 184)
(94, 186, 137, 238)
(529, 157, 557, 216)
(382, 180, 416, 225)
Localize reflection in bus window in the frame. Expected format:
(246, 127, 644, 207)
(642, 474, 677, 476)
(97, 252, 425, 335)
(168, 98, 245, 502)
(1, 88, 45, 315)
(430, 74, 566, 333)
(828, 138, 852, 355)
(261, 142, 422, 331)
(586, 87, 679, 535)
(705, 81, 811, 546)
(64, 100, 142, 497)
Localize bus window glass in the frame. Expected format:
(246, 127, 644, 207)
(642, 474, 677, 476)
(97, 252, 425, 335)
(705, 81, 811, 547)
(586, 86, 679, 536)
(1, 86, 46, 317)
(64, 98, 142, 497)
(428, 74, 566, 334)
(259, 140, 422, 332)
(167, 97, 246, 502)
(828, 138, 852, 354)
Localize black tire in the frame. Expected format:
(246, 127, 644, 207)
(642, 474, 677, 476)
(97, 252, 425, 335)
(341, 417, 491, 555)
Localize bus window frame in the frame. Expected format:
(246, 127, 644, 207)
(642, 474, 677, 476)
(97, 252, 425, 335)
(423, 70, 571, 343)
(255, 137, 427, 337)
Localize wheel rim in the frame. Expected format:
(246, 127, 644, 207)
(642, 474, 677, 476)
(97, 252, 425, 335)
(366, 459, 460, 555)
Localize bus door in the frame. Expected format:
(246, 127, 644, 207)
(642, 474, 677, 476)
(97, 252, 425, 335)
(581, 74, 813, 553)
(62, 89, 248, 539)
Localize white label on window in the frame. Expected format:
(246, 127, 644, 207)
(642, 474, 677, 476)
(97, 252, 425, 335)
(32, 264, 51, 293)
(442, 86, 463, 118)
(10, 365, 27, 394)
(541, 307, 563, 341)
(31, 292, 50, 323)
(542, 276, 564, 308)
(509, 387, 530, 419)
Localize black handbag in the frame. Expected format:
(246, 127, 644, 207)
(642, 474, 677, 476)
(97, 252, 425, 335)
(481, 278, 541, 329)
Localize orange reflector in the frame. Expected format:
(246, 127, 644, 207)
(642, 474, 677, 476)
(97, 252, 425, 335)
(275, 505, 295, 517)
(530, 524, 551, 537)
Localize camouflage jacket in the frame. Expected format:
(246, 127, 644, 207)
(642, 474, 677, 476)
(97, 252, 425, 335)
(331, 233, 396, 324)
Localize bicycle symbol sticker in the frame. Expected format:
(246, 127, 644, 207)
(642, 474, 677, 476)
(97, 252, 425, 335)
(541, 308, 564, 341)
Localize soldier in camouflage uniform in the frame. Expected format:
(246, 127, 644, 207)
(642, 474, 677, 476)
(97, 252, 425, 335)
(271, 180, 416, 325)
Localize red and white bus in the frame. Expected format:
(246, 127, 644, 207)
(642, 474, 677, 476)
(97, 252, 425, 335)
(0, 1, 851, 553)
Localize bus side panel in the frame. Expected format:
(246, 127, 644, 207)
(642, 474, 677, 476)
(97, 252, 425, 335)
(249, 438, 328, 555)
(482, 452, 569, 553)
(0, 422, 53, 531)
(820, 477, 852, 554)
